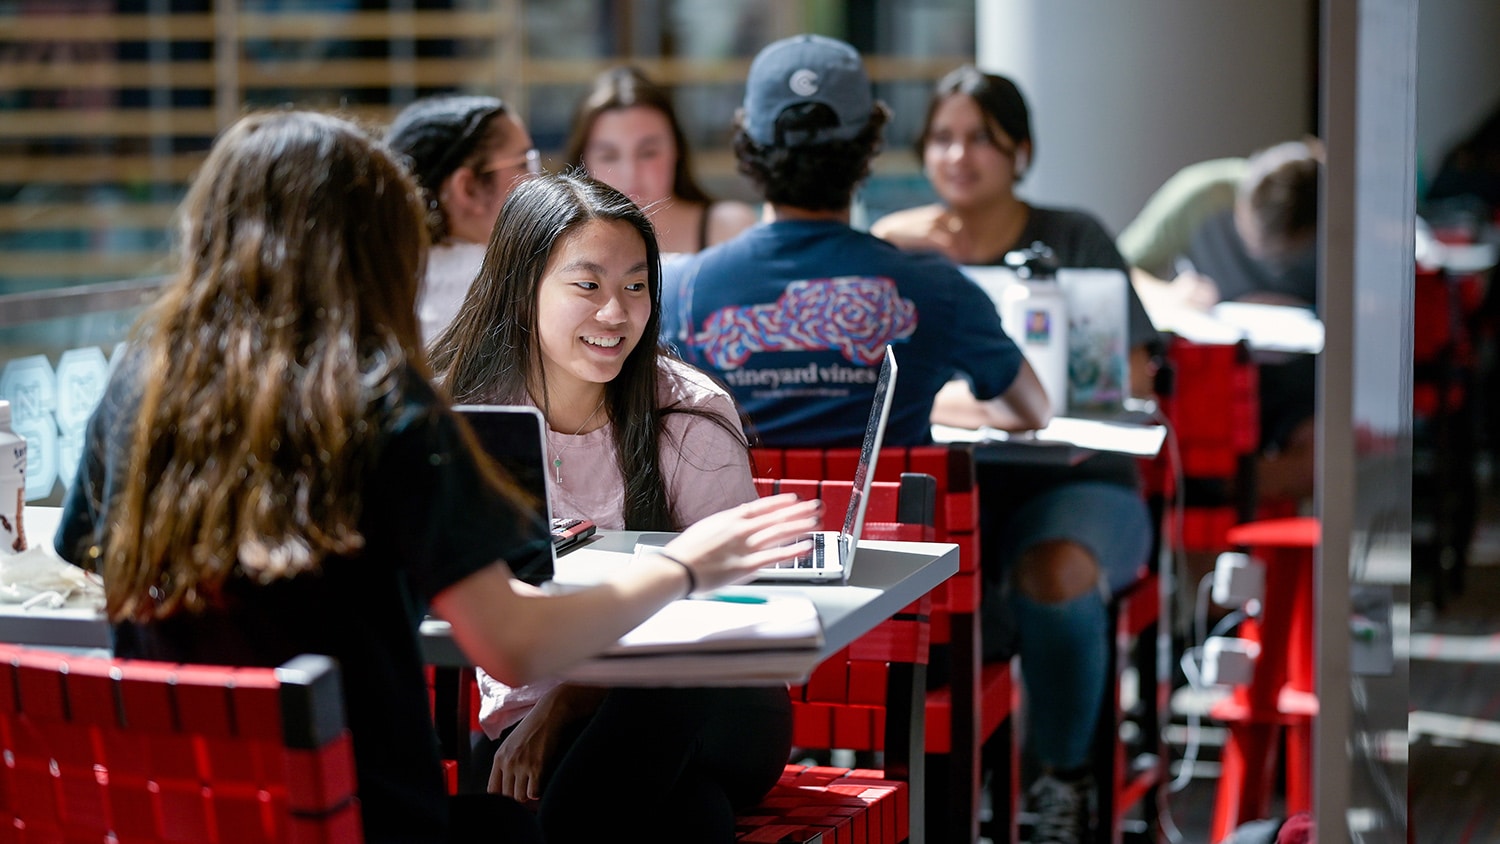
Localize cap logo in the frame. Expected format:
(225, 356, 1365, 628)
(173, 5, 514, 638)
(789, 69, 820, 97)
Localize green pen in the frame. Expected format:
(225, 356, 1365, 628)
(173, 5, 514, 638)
(701, 593, 769, 604)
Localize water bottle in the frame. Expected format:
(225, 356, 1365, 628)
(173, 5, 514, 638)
(1001, 243, 1070, 415)
(0, 400, 27, 555)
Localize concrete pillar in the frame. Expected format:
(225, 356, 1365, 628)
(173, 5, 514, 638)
(975, 0, 1315, 234)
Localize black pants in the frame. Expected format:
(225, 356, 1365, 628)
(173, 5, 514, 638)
(448, 794, 544, 843)
(475, 685, 792, 844)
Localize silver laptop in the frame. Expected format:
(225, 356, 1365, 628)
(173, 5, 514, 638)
(453, 404, 598, 584)
(959, 264, 1136, 421)
(755, 345, 899, 584)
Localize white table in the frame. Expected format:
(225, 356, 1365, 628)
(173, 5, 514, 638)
(932, 414, 1167, 467)
(420, 530, 959, 686)
(8, 509, 954, 843)
(0, 510, 958, 688)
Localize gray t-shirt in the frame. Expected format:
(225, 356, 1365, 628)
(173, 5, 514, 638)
(1185, 209, 1318, 307)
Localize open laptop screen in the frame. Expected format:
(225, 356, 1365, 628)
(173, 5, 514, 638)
(452, 404, 560, 585)
(754, 344, 898, 583)
(840, 344, 897, 559)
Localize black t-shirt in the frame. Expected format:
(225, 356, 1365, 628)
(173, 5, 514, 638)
(55, 356, 551, 844)
(979, 205, 1160, 493)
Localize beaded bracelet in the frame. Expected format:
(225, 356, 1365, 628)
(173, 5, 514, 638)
(656, 551, 697, 598)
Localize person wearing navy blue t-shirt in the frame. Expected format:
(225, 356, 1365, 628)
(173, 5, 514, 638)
(661, 35, 1050, 451)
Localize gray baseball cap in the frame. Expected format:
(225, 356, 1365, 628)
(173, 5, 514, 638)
(742, 34, 874, 147)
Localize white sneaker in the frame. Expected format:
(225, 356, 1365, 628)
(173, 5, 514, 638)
(1026, 772, 1094, 844)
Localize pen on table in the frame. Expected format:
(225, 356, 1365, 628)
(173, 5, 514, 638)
(695, 594, 769, 604)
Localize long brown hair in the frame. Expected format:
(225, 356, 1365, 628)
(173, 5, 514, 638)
(105, 111, 428, 621)
(563, 66, 713, 205)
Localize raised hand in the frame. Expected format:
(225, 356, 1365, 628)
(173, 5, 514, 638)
(658, 493, 821, 593)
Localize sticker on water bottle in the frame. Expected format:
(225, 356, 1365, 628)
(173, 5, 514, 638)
(11, 414, 57, 502)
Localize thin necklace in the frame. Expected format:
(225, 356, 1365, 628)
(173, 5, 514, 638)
(550, 396, 606, 484)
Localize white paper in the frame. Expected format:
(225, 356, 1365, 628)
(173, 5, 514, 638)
(606, 595, 823, 656)
(1209, 302, 1324, 354)
(562, 648, 822, 686)
(932, 416, 1167, 457)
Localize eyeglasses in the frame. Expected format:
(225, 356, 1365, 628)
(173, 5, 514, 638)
(479, 148, 542, 179)
(422, 103, 506, 189)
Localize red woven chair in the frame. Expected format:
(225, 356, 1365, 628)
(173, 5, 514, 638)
(752, 446, 1011, 844)
(1091, 567, 1167, 844)
(0, 643, 361, 843)
(428, 665, 470, 795)
(734, 473, 938, 844)
(1150, 336, 1262, 553)
(1103, 336, 1264, 843)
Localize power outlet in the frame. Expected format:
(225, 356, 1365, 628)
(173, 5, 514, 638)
(1202, 636, 1259, 686)
(1212, 552, 1265, 608)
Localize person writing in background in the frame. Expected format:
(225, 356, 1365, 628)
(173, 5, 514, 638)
(53, 111, 818, 844)
(564, 66, 758, 256)
(1122, 138, 1321, 312)
(386, 94, 541, 343)
(1121, 139, 1322, 502)
(871, 66, 1160, 844)
(430, 172, 790, 843)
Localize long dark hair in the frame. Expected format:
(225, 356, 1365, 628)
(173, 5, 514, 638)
(432, 172, 733, 530)
(563, 66, 713, 205)
(107, 111, 427, 621)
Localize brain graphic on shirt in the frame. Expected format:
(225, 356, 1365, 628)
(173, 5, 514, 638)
(695, 276, 917, 369)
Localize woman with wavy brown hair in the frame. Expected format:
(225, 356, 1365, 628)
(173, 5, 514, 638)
(53, 110, 818, 844)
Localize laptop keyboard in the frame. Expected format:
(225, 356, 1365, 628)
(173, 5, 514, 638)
(768, 532, 826, 569)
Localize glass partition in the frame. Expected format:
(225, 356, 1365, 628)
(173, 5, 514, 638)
(0, 279, 161, 504)
(1, 0, 976, 499)
(2, 0, 973, 301)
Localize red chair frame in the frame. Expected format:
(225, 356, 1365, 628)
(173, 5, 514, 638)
(0, 644, 361, 843)
(752, 446, 1012, 844)
(734, 473, 937, 844)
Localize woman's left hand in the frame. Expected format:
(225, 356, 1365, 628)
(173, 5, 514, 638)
(487, 685, 604, 802)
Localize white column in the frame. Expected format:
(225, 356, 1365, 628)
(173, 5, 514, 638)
(975, 0, 1314, 233)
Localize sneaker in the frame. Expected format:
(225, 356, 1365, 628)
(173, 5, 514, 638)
(1026, 772, 1094, 844)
